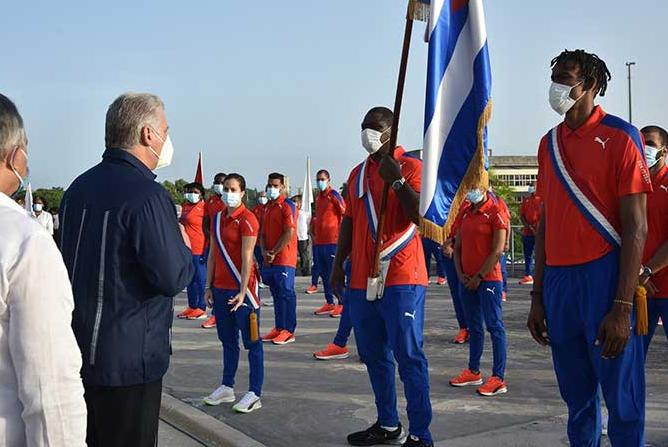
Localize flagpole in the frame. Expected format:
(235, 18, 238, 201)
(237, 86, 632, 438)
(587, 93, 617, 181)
(371, 2, 415, 277)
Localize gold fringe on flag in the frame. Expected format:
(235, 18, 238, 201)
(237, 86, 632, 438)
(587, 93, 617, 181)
(408, 0, 430, 22)
(635, 285, 648, 336)
(419, 100, 493, 245)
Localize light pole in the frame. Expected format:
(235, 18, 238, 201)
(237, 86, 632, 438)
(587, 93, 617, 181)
(625, 61, 636, 124)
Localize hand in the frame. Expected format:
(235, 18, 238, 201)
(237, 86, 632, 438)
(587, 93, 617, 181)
(596, 305, 632, 359)
(378, 152, 402, 184)
(527, 300, 549, 345)
(228, 292, 245, 312)
(179, 223, 192, 250)
(458, 273, 471, 284)
(644, 279, 658, 298)
(264, 250, 276, 264)
(465, 274, 481, 291)
(442, 242, 454, 258)
(205, 289, 213, 308)
(330, 263, 346, 296)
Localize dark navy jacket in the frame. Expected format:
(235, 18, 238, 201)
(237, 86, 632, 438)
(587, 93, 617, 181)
(60, 149, 193, 386)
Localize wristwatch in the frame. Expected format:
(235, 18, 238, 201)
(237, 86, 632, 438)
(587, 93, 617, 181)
(392, 177, 406, 191)
(640, 265, 653, 277)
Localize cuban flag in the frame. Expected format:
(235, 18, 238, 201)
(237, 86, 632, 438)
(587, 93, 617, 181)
(419, 0, 492, 242)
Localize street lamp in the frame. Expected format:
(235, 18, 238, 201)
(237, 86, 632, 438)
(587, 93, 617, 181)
(625, 61, 636, 124)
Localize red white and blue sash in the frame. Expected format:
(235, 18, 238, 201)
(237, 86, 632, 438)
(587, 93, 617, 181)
(546, 127, 621, 248)
(214, 211, 261, 309)
(355, 159, 417, 262)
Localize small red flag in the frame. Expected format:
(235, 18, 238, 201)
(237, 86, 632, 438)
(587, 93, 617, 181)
(194, 152, 204, 184)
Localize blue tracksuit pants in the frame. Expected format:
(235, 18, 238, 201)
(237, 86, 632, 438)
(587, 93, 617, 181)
(643, 298, 668, 356)
(311, 254, 320, 286)
(544, 250, 645, 447)
(422, 237, 445, 278)
(500, 253, 508, 293)
(521, 235, 535, 277)
(333, 261, 353, 348)
(187, 253, 207, 310)
(459, 280, 506, 378)
(348, 285, 432, 444)
(263, 265, 297, 333)
(443, 256, 467, 329)
(212, 288, 264, 396)
(313, 244, 337, 304)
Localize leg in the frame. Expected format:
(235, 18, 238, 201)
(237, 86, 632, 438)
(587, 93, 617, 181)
(381, 286, 433, 443)
(278, 266, 298, 333)
(443, 257, 467, 329)
(186, 255, 201, 309)
(644, 299, 662, 356)
(213, 288, 241, 388)
(319, 244, 337, 304)
(333, 290, 353, 348)
(480, 281, 506, 378)
(236, 307, 264, 396)
(422, 237, 433, 278)
(434, 245, 446, 279)
(522, 235, 535, 277)
(83, 380, 162, 447)
(499, 253, 508, 293)
(311, 251, 320, 286)
(192, 254, 208, 310)
(348, 289, 399, 428)
(265, 267, 284, 330)
(254, 245, 263, 270)
(460, 284, 483, 372)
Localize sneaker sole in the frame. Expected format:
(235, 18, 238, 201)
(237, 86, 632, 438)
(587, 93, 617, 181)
(233, 399, 262, 413)
(478, 386, 508, 396)
(201, 324, 216, 329)
(450, 379, 484, 387)
(305, 291, 318, 294)
(187, 315, 208, 320)
(347, 430, 406, 446)
(314, 311, 334, 315)
(452, 339, 468, 344)
(203, 396, 235, 406)
(330, 314, 342, 318)
(177, 315, 192, 319)
(273, 337, 295, 345)
(314, 352, 350, 360)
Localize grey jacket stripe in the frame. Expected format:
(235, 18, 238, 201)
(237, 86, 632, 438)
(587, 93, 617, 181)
(89, 211, 109, 366)
(70, 209, 87, 285)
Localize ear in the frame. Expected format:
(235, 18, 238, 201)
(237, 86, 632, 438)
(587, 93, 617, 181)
(139, 126, 151, 147)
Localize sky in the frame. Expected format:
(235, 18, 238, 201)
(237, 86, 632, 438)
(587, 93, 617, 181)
(3, 0, 667, 192)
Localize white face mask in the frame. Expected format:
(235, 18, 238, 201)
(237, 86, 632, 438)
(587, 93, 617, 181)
(213, 184, 225, 196)
(258, 196, 268, 205)
(549, 81, 585, 115)
(645, 146, 664, 168)
(361, 128, 389, 154)
(267, 186, 281, 200)
(222, 191, 242, 208)
(527, 186, 536, 194)
(148, 127, 174, 170)
(33, 203, 43, 212)
(466, 188, 485, 204)
(184, 192, 200, 203)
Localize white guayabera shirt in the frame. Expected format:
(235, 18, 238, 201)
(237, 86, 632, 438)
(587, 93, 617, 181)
(0, 193, 86, 446)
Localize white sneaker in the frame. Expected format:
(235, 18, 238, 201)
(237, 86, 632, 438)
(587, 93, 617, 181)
(232, 391, 262, 413)
(203, 385, 235, 406)
(263, 297, 274, 307)
(259, 282, 268, 289)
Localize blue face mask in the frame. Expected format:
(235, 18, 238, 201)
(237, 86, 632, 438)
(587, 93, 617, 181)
(466, 188, 485, 204)
(645, 145, 663, 168)
(267, 186, 280, 200)
(317, 180, 328, 191)
(184, 192, 200, 204)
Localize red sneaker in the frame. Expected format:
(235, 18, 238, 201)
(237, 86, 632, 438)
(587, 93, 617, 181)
(436, 277, 447, 286)
(518, 275, 534, 285)
(305, 285, 318, 294)
(449, 369, 483, 387)
(272, 330, 295, 345)
(477, 376, 508, 396)
(201, 315, 216, 329)
(314, 303, 336, 315)
(187, 308, 208, 320)
(313, 343, 349, 360)
(452, 328, 469, 344)
(330, 304, 343, 318)
(262, 327, 282, 342)
(177, 307, 195, 319)
(502, 291, 507, 302)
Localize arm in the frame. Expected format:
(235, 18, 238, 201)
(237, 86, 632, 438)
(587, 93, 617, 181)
(464, 228, 506, 291)
(268, 227, 294, 257)
(378, 153, 420, 223)
(8, 233, 87, 445)
(597, 193, 647, 358)
(453, 232, 468, 283)
(640, 239, 668, 296)
(229, 234, 257, 311)
(331, 216, 353, 293)
(46, 213, 54, 236)
(527, 208, 549, 345)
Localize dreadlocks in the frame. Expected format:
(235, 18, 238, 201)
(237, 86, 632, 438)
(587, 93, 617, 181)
(551, 49, 612, 97)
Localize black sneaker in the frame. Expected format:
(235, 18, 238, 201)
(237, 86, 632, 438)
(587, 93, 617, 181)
(402, 434, 433, 447)
(347, 422, 404, 446)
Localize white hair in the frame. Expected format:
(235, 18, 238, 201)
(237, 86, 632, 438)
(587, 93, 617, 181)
(0, 94, 26, 160)
(105, 93, 164, 150)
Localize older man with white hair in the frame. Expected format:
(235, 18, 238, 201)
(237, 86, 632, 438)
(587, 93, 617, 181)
(60, 93, 193, 447)
(0, 94, 87, 446)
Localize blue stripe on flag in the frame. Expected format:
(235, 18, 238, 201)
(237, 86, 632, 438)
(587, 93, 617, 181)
(424, 3, 470, 130)
(423, 42, 492, 226)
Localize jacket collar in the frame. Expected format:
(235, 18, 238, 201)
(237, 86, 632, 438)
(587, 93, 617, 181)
(102, 148, 157, 180)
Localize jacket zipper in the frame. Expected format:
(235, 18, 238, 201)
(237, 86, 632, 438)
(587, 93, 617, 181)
(89, 211, 109, 366)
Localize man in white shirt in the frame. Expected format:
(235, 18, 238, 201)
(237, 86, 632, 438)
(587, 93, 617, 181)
(0, 94, 87, 446)
(293, 194, 312, 276)
(33, 195, 54, 235)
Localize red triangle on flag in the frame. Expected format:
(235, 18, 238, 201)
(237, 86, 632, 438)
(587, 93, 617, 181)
(194, 152, 204, 184)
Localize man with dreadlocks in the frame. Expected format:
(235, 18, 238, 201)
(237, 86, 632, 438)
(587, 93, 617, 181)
(527, 49, 651, 446)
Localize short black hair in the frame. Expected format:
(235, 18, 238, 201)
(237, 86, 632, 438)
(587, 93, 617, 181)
(316, 169, 330, 179)
(224, 173, 246, 191)
(213, 172, 226, 182)
(551, 49, 611, 96)
(268, 172, 285, 185)
(365, 107, 394, 129)
(291, 194, 302, 202)
(641, 125, 668, 147)
(184, 182, 205, 195)
(33, 195, 47, 206)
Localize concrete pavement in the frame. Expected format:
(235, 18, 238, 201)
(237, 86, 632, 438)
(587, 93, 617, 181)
(163, 277, 668, 447)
